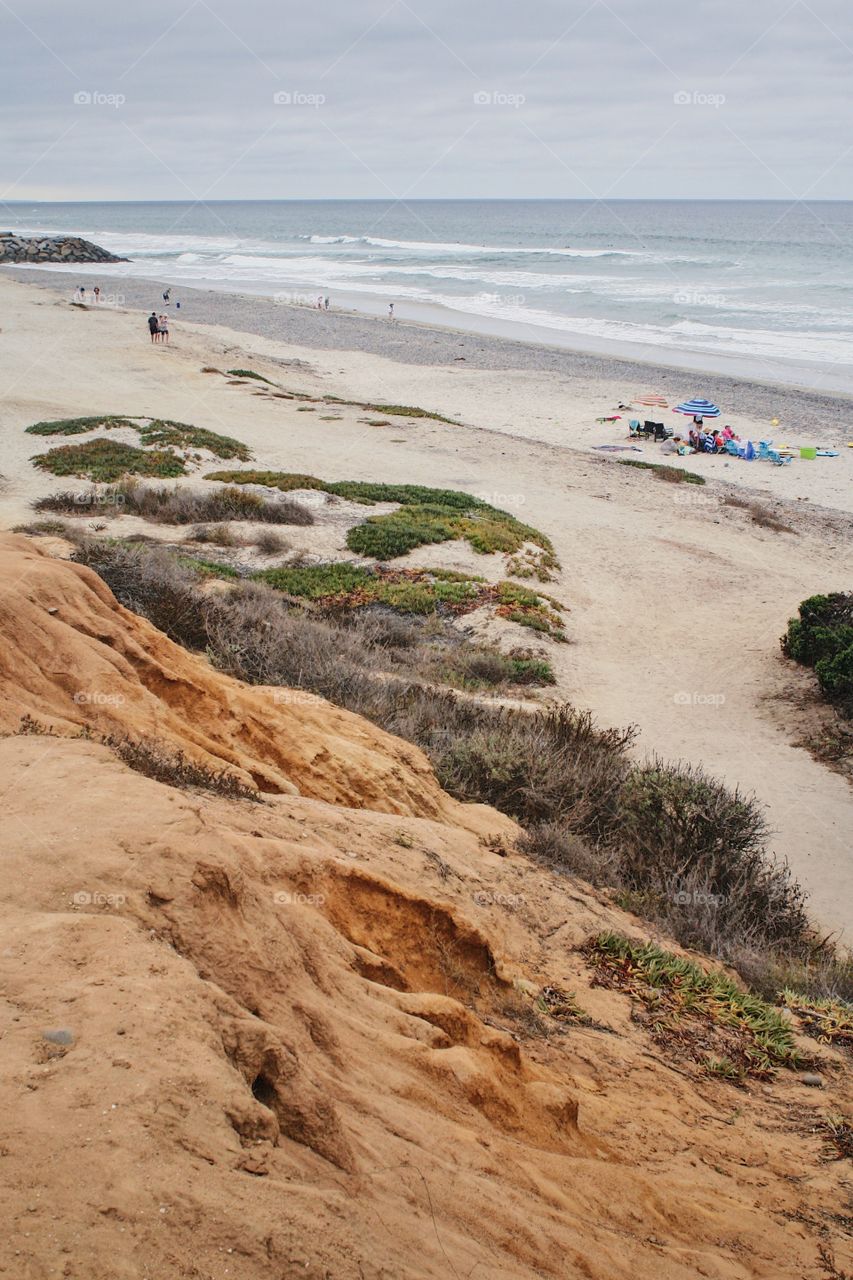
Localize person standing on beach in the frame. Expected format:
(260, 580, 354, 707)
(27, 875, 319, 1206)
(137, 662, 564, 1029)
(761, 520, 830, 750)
(158, 314, 170, 343)
(93, 286, 100, 303)
(388, 302, 395, 320)
(148, 312, 159, 343)
(324, 296, 330, 310)
(162, 289, 170, 306)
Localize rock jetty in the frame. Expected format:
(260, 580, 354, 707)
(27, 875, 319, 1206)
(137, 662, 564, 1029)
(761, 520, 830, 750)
(0, 233, 126, 264)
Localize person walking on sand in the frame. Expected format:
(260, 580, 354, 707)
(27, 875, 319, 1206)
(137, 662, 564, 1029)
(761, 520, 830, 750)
(158, 313, 169, 343)
(324, 296, 330, 311)
(148, 312, 159, 343)
(93, 286, 100, 303)
(162, 289, 171, 306)
(388, 302, 395, 320)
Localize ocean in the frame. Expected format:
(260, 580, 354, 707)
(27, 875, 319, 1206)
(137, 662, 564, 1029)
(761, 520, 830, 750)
(6, 199, 853, 388)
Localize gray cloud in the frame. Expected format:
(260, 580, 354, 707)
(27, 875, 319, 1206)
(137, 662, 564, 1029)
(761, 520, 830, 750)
(1, 0, 851, 199)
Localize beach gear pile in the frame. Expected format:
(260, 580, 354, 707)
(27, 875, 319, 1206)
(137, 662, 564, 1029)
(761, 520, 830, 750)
(612, 395, 838, 466)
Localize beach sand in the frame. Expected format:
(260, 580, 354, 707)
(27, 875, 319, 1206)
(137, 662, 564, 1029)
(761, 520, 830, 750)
(1, 269, 851, 936)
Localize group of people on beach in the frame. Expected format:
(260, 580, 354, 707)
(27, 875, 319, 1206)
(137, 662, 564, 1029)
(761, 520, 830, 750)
(147, 311, 170, 343)
(74, 285, 101, 303)
(660, 423, 745, 456)
(146, 289, 176, 343)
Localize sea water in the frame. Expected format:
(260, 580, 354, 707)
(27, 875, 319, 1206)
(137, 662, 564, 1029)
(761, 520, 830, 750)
(6, 199, 853, 388)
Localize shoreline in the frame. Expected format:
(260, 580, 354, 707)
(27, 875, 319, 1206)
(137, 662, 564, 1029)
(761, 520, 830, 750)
(5, 264, 852, 431)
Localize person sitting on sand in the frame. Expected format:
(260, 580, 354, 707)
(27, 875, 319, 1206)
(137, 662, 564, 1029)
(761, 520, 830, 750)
(148, 312, 159, 343)
(158, 314, 169, 343)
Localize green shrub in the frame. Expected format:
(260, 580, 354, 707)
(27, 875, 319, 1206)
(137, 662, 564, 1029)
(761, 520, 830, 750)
(346, 504, 459, 559)
(619, 459, 706, 485)
(137, 420, 252, 461)
(782, 593, 853, 714)
(226, 369, 275, 384)
(25, 415, 136, 436)
(35, 482, 311, 526)
(206, 471, 558, 575)
(257, 562, 373, 599)
(361, 403, 458, 423)
(253, 562, 565, 634)
(586, 933, 803, 1078)
(32, 439, 186, 481)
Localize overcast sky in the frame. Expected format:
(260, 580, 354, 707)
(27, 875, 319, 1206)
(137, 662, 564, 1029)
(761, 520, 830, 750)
(2, 0, 852, 202)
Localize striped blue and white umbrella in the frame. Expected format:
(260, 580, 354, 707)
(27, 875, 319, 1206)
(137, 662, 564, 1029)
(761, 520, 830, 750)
(673, 398, 721, 419)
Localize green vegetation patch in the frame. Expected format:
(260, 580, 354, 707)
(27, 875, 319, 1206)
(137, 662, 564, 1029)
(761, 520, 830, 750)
(137, 419, 252, 461)
(782, 991, 853, 1050)
(360, 402, 458, 424)
(252, 562, 566, 637)
(206, 472, 558, 577)
(619, 459, 706, 485)
(32, 439, 186, 482)
(226, 369, 276, 384)
(782, 593, 853, 716)
(26, 415, 136, 436)
(178, 556, 241, 581)
(585, 932, 803, 1081)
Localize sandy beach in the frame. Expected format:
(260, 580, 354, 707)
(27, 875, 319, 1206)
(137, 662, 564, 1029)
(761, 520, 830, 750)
(1, 268, 851, 935)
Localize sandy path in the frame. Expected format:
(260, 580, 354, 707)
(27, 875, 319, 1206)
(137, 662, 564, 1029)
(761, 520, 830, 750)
(1, 275, 850, 936)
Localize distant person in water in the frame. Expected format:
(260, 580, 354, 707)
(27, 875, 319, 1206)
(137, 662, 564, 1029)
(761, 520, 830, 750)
(158, 314, 169, 343)
(148, 312, 159, 343)
(388, 302, 395, 320)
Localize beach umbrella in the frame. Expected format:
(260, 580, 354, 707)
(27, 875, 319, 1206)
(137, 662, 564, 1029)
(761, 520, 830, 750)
(673, 397, 720, 421)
